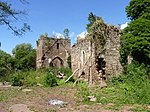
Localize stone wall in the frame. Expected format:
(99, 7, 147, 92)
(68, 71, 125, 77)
(104, 25, 123, 77)
(71, 39, 96, 84)
(71, 24, 123, 84)
(36, 36, 71, 69)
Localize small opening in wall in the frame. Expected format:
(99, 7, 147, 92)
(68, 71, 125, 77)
(57, 43, 59, 49)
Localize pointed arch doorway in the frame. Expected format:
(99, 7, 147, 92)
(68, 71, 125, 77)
(50, 57, 64, 68)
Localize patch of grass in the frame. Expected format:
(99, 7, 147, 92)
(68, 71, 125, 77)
(47, 109, 57, 112)
(77, 63, 150, 107)
(104, 104, 121, 111)
(130, 105, 149, 112)
(0, 88, 20, 102)
(0, 94, 7, 101)
(109, 63, 150, 104)
(9, 67, 74, 87)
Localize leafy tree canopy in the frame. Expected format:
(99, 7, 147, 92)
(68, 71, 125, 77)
(86, 12, 102, 32)
(120, 18, 150, 65)
(126, 0, 150, 20)
(0, 50, 14, 76)
(63, 28, 69, 38)
(12, 43, 36, 70)
(120, 0, 150, 69)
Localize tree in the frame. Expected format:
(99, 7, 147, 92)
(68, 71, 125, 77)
(120, 0, 150, 68)
(126, 0, 150, 20)
(0, 0, 30, 36)
(0, 50, 14, 76)
(86, 12, 102, 32)
(12, 43, 36, 70)
(63, 28, 69, 38)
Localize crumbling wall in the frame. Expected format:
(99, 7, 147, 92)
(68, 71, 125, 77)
(36, 36, 71, 69)
(104, 25, 123, 77)
(71, 21, 123, 85)
(71, 39, 95, 84)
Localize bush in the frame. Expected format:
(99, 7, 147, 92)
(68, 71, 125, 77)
(110, 62, 150, 104)
(10, 70, 46, 87)
(45, 71, 58, 87)
(11, 72, 24, 86)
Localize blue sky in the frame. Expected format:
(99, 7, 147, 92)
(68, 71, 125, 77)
(0, 0, 130, 54)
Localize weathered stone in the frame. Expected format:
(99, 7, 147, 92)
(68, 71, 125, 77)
(36, 20, 123, 86)
(9, 104, 31, 112)
(22, 89, 32, 92)
(71, 22, 123, 85)
(36, 37, 71, 69)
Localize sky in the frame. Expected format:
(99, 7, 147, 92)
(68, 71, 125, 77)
(0, 0, 130, 54)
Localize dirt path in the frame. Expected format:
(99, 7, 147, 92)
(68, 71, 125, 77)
(0, 86, 148, 112)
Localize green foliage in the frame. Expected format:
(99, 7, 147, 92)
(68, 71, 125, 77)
(11, 72, 24, 86)
(77, 63, 150, 105)
(120, 18, 150, 66)
(12, 43, 36, 70)
(120, 0, 150, 68)
(44, 71, 58, 87)
(9, 67, 73, 87)
(86, 12, 102, 32)
(88, 19, 106, 45)
(12, 43, 32, 55)
(110, 63, 150, 104)
(0, 50, 14, 81)
(126, 0, 150, 20)
(63, 28, 69, 38)
(76, 81, 90, 103)
(10, 70, 45, 86)
(59, 67, 74, 82)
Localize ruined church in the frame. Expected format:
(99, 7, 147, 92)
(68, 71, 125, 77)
(36, 21, 123, 85)
(36, 36, 71, 69)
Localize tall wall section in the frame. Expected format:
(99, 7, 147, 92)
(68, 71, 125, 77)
(71, 23, 123, 84)
(71, 39, 96, 84)
(104, 25, 123, 77)
(36, 36, 71, 69)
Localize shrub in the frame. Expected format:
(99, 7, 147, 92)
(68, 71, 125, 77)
(11, 72, 24, 86)
(45, 71, 58, 87)
(110, 62, 150, 104)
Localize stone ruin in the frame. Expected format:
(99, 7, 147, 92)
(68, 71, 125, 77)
(36, 21, 123, 86)
(71, 23, 123, 85)
(36, 36, 71, 68)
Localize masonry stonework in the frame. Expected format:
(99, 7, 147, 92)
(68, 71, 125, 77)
(36, 36, 71, 69)
(36, 22, 123, 85)
(71, 24, 123, 85)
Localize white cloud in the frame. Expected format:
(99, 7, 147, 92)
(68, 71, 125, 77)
(77, 31, 88, 39)
(120, 22, 128, 29)
(52, 32, 64, 38)
(52, 31, 74, 39)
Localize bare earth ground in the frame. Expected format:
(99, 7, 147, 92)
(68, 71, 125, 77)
(0, 85, 149, 112)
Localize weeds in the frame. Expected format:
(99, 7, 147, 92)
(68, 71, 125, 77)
(77, 62, 150, 105)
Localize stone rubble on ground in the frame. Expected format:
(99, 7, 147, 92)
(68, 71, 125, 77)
(9, 104, 32, 112)
(22, 89, 32, 92)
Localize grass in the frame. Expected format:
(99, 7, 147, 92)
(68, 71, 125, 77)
(0, 88, 20, 102)
(76, 62, 150, 112)
(0, 63, 150, 111)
